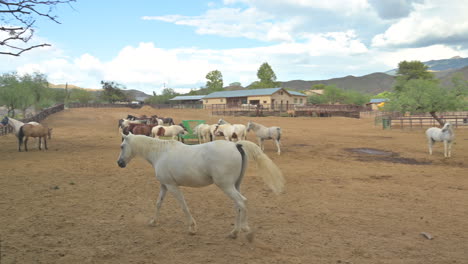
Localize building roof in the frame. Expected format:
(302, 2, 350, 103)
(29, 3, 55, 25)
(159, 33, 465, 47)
(170, 95, 205, 101)
(369, 98, 388, 103)
(203, 87, 306, 99)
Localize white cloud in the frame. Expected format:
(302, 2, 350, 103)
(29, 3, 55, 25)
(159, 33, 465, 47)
(372, 0, 468, 48)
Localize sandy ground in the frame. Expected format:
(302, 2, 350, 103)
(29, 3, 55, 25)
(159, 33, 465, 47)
(0, 107, 467, 264)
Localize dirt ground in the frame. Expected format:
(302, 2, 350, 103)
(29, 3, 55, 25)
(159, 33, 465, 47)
(1, 107, 467, 264)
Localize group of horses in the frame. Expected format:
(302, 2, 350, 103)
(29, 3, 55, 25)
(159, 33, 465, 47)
(1, 116, 52, 152)
(119, 115, 283, 155)
(193, 119, 282, 155)
(119, 114, 188, 140)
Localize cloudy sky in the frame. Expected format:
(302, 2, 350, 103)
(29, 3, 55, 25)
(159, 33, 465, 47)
(1, 0, 467, 94)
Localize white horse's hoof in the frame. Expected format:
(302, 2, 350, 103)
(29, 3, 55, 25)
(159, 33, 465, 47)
(148, 219, 156, 226)
(246, 232, 255, 242)
(228, 231, 238, 239)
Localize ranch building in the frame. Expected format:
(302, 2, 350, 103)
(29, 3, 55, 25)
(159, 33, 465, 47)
(169, 95, 205, 105)
(202, 88, 307, 107)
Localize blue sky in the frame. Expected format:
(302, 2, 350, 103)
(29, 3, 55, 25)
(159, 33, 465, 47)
(2, 0, 468, 95)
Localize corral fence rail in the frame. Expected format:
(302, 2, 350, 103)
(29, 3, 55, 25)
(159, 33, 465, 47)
(375, 111, 468, 129)
(211, 103, 369, 118)
(68, 103, 207, 109)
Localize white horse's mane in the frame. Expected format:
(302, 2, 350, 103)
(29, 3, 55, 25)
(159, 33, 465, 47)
(127, 134, 181, 156)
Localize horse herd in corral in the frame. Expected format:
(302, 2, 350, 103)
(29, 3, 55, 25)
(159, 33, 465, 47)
(118, 114, 283, 155)
(0, 111, 458, 242)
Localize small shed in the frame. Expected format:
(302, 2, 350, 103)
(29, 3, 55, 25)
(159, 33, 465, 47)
(170, 95, 205, 105)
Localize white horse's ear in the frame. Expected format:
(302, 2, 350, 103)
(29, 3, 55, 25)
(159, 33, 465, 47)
(128, 131, 133, 135)
(121, 132, 127, 138)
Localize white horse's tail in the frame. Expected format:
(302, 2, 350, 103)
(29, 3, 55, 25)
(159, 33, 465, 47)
(236, 140, 285, 194)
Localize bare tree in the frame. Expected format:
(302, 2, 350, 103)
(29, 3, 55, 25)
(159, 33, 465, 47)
(0, 0, 75, 56)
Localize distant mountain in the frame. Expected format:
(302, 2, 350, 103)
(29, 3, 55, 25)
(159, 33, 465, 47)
(280, 72, 396, 94)
(386, 56, 468, 75)
(435, 66, 468, 88)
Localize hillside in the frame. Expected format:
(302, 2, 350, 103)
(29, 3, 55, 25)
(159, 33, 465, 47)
(385, 56, 468, 75)
(280, 72, 395, 94)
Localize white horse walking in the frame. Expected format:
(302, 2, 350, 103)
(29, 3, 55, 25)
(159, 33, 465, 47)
(217, 118, 247, 141)
(117, 133, 284, 241)
(246, 121, 282, 155)
(425, 122, 455, 157)
(1, 116, 40, 137)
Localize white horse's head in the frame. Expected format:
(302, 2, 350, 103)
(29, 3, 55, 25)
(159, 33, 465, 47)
(246, 121, 253, 132)
(117, 132, 136, 168)
(217, 118, 224, 125)
(442, 122, 452, 132)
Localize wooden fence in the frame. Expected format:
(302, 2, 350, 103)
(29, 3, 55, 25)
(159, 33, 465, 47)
(211, 103, 367, 118)
(375, 112, 468, 129)
(1, 104, 65, 136)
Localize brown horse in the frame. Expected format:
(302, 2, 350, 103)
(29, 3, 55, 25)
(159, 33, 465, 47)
(18, 124, 52, 152)
(132, 124, 158, 137)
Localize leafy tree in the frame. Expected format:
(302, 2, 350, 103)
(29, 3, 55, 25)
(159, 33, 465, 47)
(388, 60, 467, 125)
(145, 88, 179, 104)
(205, 70, 223, 92)
(311, 84, 326, 90)
(307, 94, 327, 104)
(70, 88, 94, 103)
(20, 72, 48, 112)
(0, 0, 76, 56)
(250, 62, 280, 89)
(394, 61, 434, 92)
(307, 85, 369, 105)
(0, 72, 33, 117)
(322, 85, 345, 104)
(386, 79, 463, 125)
(372, 91, 393, 99)
(342, 90, 370, 105)
(99, 81, 129, 103)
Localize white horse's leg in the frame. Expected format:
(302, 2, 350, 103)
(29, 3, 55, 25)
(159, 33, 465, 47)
(275, 139, 281, 155)
(165, 185, 197, 234)
(149, 184, 167, 226)
(448, 141, 452, 157)
(220, 186, 252, 241)
(443, 140, 448, 158)
(427, 138, 433, 155)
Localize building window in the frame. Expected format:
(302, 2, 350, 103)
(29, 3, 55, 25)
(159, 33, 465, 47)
(280, 91, 283, 95)
(220, 99, 223, 102)
(263, 101, 267, 103)
(300, 98, 303, 103)
(205, 100, 208, 103)
(294, 98, 298, 103)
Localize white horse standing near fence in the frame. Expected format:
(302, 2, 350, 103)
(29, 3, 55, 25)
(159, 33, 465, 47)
(246, 121, 282, 155)
(1, 116, 40, 137)
(217, 118, 247, 140)
(117, 133, 284, 241)
(425, 122, 455, 158)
